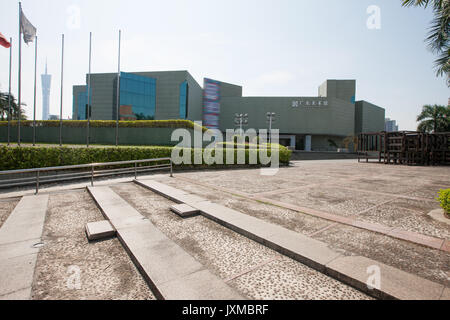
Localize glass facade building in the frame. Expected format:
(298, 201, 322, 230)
(119, 72, 156, 120)
(73, 71, 202, 122)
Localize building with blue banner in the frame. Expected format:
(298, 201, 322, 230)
(73, 71, 384, 151)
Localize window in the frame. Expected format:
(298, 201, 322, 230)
(179, 81, 189, 119)
(77, 91, 88, 120)
(119, 72, 156, 120)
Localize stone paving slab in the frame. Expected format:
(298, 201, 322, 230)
(87, 186, 243, 300)
(386, 228, 444, 251)
(177, 175, 450, 254)
(0, 194, 49, 300)
(0, 287, 31, 300)
(0, 253, 38, 299)
(85, 220, 116, 241)
(137, 179, 449, 300)
(0, 195, 49, 245)
(115, 182, 371, 300)
(0, 239, 41, 260)
(158, 269, 245, 300)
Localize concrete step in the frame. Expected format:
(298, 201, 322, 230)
(170, 204, 200, 218)
(134, 179, 206, 205)
(134, 179, 448, 300)
(0, 194, 49, 300)
(85, 220, 116, 241)
(87, 186, 243, 300)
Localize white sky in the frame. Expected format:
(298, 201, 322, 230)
(0, 0, 449, 130)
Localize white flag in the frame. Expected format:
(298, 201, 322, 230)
(20, 8, 36, 44)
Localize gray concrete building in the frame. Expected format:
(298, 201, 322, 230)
(73, 71, 385, 151)
(385, 118, 399, 132)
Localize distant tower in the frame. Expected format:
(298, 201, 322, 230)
(41, 60, 51, 120)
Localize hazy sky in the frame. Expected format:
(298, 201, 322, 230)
(1, 0, 448, 130)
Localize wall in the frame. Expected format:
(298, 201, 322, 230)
(89, 73, 117, 120)
(311, 135, 346, 151)
(186, 72, 203, 122)
(218, 80, 243, 97)
(355, 100, 385, 133)
(0, 126, 197, 147)
(319, 80, 356, 103)
(219, 96, 355, 137)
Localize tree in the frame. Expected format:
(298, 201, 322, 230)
(402, 0, 450, 86)
(416, 104, 450, 132)
(0, 91, 27, 120)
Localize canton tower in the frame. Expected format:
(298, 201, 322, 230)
(41, 60, 51, 120)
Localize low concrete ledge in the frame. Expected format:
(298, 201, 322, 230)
(136, 179, 449, 300)
(427, 208, 450, 226)
(133, 180, 189, 203)
(87, 186, 243, 300)
(134, 179, 207, 205)
(325, 255, 445, 300)
(193, 200, 341, 272)
(170, 204, 200, 218)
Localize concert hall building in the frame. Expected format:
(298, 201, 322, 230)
(73, 71, 385, 151)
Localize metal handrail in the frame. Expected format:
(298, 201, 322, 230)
(0, 157, 173, 194)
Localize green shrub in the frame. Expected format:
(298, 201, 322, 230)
(215, 142, 291, 164)
(0, 145, 291, 170)
(0, 146, 174, 170)
(438, 189, 450, 214)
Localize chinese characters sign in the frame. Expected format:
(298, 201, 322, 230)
(292, 99, 329, 107)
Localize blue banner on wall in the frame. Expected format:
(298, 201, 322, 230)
(203, 78, 221, 129)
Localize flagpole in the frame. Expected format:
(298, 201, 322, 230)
(115, 30, 121, 146)
(33, 35, 37, 146)
(87, 32, 91, 147)
(59, 34, 64, 146)
(7, 37, 12, 146)
(18, 2, 22, 146)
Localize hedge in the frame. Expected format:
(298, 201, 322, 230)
(438, 189, 450, 215)
(0, 119, 207, 131)
(0, 145, 291, 171)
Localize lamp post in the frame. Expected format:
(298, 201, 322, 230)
(266, 112, 276, 144)
(234, 113, 248, 135)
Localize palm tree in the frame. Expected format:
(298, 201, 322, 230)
(416, 104, 450, 132)
(402, 0, 450, 86)
(0, 92, 10, 120)
(0, 91, 27, 120)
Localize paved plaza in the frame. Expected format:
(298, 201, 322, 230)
(0, 159, 448, 300)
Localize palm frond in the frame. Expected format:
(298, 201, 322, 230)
(402, 0, 431, 8)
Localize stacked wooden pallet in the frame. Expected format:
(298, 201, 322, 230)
(357, 131, 450, 165)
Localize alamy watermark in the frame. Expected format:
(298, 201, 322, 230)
(66, 265, 81, 290)
(366, 265, 381, 290)
(171, 122, 280, 176)
(66, 5, 81, 30)
(367, 5, 381, 30)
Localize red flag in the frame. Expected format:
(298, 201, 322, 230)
(0, 33, 11, 48)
